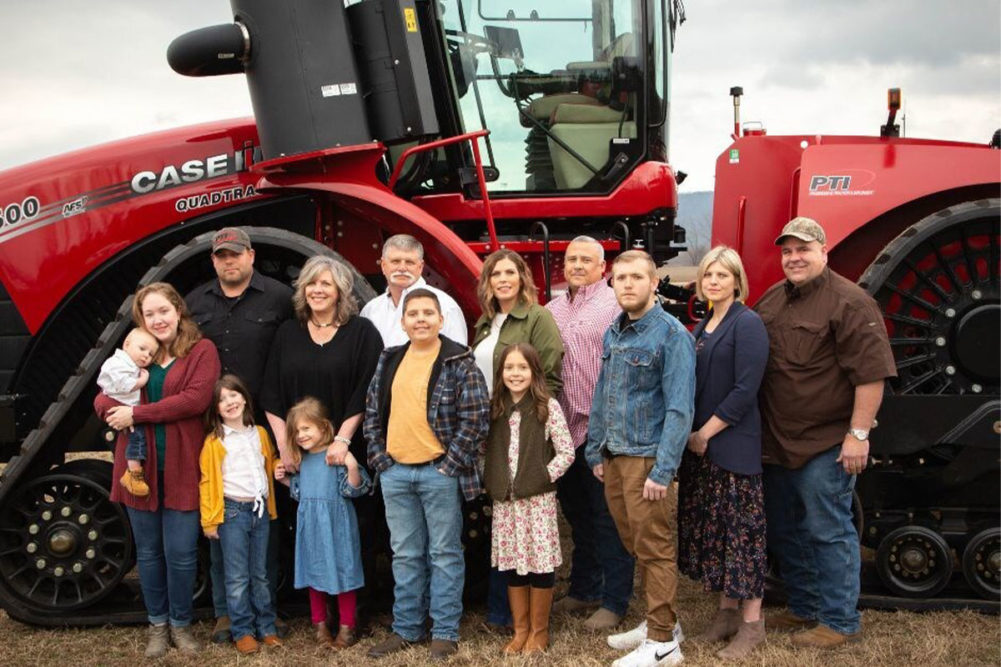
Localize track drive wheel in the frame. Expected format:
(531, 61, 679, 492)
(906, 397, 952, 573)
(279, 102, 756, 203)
(0, 460, 132, 611)
(876, 525, 954, 597)
(858, 199, 1000, 396)
(962, 527, 1000, 600)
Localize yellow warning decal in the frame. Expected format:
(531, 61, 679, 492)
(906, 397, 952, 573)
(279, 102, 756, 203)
(404, 7, 418, 32)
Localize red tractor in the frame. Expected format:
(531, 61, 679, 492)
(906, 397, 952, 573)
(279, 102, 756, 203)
(712, 88, 1000, 610)
(0, 0, 995, 625)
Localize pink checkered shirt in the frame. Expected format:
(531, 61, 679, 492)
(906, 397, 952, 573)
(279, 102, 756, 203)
(545, 279, 621, 448)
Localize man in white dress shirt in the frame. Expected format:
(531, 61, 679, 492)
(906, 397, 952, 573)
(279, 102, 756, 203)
(360, 234, 468, 347)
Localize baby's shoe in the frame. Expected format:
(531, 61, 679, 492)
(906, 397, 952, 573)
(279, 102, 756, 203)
(120, 468, 150, 497)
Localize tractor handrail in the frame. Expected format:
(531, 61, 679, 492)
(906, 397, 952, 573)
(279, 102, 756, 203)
(389, 129, 500, 250)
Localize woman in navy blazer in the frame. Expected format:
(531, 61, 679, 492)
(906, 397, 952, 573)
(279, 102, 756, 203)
(677, 246, 769, 660)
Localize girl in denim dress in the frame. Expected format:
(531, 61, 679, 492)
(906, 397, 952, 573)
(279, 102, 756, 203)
(274, 398, 370, 649)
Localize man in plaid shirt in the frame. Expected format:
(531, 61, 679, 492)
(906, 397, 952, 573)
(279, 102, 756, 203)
(546, 236, 635, 630)
(364, 288, 489, 660)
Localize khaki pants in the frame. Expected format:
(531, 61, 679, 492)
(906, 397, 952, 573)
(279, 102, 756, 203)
(603, 456, 678, 642)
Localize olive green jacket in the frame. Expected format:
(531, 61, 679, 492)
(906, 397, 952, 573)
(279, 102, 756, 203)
(472, 302, 564, 396)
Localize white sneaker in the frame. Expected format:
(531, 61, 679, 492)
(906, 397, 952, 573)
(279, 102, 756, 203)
(608, 621, 684, 650)
(611, 638, 684, 667)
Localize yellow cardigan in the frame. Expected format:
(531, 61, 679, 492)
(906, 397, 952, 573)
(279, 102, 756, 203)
(199, 426, 278, 531)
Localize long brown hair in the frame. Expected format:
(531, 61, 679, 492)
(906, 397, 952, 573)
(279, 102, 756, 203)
(205, 374, 255, 439)
(491, 343, 550, 424)
(477, 249, 538, 319)
(284, 397, 335, 468)
(132, 282, 202, 361)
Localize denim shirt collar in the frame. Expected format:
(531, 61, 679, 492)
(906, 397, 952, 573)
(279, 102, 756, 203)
(614, 303, 661, 336)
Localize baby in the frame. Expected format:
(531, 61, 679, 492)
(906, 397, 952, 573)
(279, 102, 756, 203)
(97, 328, 159, 497)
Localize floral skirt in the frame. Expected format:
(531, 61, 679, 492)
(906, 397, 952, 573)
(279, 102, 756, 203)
(491, 491, 563, 575)
(677, 450, 766, 599)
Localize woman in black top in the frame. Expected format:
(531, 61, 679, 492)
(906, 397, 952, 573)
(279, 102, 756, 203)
(260, 255, 382, 471)
(260, 255, 384, 633)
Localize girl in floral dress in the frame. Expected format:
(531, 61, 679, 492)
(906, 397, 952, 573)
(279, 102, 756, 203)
(483, 343, 574, 655)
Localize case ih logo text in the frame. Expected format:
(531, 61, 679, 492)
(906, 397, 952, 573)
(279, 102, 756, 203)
(808, 172, 875, 197)
(130, 144, 261, 194)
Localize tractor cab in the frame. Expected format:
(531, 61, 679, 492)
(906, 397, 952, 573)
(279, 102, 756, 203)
(410, 0, 680, 195)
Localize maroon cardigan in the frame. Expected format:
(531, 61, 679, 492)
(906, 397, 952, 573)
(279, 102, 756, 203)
(95, 338, 220, 512)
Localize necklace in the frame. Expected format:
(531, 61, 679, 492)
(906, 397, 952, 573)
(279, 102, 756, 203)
(310, 318, 337, 328)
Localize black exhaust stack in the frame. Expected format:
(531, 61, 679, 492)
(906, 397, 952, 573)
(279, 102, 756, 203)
(168, 0, 438, 162)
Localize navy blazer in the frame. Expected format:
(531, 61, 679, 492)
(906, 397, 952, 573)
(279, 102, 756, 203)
(691, 302, 769, 474)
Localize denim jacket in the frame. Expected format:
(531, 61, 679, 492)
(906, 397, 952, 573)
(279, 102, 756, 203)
(586, 306, 696, 486)
(364, 336, 490, 500)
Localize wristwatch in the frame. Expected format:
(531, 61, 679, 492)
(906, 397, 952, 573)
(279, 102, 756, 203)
(848, 428, 869, 441)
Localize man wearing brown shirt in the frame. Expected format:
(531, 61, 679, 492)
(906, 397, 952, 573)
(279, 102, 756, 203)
(754, 218, 896, 649)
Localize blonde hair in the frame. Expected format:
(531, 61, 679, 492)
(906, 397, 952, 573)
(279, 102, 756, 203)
(611, 250, 657, 280)
(477, 249, 538, 319)
(292, 256, 358, 325)
(132, 282, 202, 361)
(284, 397, 335, 468)
(695, 245, 750, 302)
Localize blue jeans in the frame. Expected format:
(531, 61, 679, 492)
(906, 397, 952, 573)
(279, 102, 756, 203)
(217, 499, 276, 640)
(124, 427, 147, 461)
(126, 503, 200, 626)
(380, 463, 464, 642)
(763, 445, 861, 634)
(557, 443, 635, 616)
(211, 518, 282, 618)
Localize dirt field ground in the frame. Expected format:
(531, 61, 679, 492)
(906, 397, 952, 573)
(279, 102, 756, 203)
(1, 572, 997, 667)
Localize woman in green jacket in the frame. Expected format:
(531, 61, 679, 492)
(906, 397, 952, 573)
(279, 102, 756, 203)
(472, 249, 564, 397)
(472, 248, 564, 631)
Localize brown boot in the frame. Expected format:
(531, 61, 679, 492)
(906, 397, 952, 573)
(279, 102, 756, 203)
(523, 586, 554, 654)
(314, 622, 336, 648)
(235, 635, 260, 654)
(766, 610, 816, 632)
(790, 624, 861, 648)
(717, 619, 765, 660)
(694, 608, 740, 643)
(120, 468, 150, 497)
(503, 586, 531, 654)
(332, 624, 357, 649)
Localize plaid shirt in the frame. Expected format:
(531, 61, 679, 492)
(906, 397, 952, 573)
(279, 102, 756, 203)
(545, 280, 621, 448)
(364, 336, 490, 500)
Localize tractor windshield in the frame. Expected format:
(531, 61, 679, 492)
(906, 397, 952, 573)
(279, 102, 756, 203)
(439, 0, 662, 194)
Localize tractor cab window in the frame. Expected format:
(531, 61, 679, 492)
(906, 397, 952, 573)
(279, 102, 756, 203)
(439, 0, 646, 194)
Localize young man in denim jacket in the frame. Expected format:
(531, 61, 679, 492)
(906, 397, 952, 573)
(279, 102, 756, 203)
(586, 251, 695, 667)
(364, 288, 489, 661)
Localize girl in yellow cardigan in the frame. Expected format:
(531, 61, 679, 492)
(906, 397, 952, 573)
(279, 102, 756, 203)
(199, 375, 280, 655)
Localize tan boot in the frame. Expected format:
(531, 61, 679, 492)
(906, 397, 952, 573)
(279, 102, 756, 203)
(503, 586, 531, 654)
(120, 468, 150, 497)
(522, 586, 554, 654)
(314, 622, 336, 648)
(717, 619, 765, 660)
(790, 624, 861, 648)
(766, 610, 815, 632)
(332, 624, 356, 649)
(694, 608, 740, 643)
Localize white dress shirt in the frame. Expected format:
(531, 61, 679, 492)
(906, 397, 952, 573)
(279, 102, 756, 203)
(360, 277, 468, 347)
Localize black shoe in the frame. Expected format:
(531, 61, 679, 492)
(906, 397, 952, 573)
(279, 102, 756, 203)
(275, 617, 290, 639)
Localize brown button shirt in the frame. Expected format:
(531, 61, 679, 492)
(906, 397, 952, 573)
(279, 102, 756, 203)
(754, 267, 897, 469)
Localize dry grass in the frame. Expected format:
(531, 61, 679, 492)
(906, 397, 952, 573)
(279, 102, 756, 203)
(1, 575, 997, 667)
(1, 453, 997, 665)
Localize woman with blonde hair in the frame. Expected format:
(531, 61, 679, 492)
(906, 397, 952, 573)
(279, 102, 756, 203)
(259, 255, 383, 626)
(471, 249, 564, 632)
(95, 281, 220, 658)
(677, 246, 769, 660)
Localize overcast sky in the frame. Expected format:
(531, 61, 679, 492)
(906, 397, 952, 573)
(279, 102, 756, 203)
(0, 0, 997, 192)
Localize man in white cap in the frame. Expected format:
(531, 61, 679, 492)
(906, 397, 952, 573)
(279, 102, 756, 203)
(754, 217, 895, 648)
